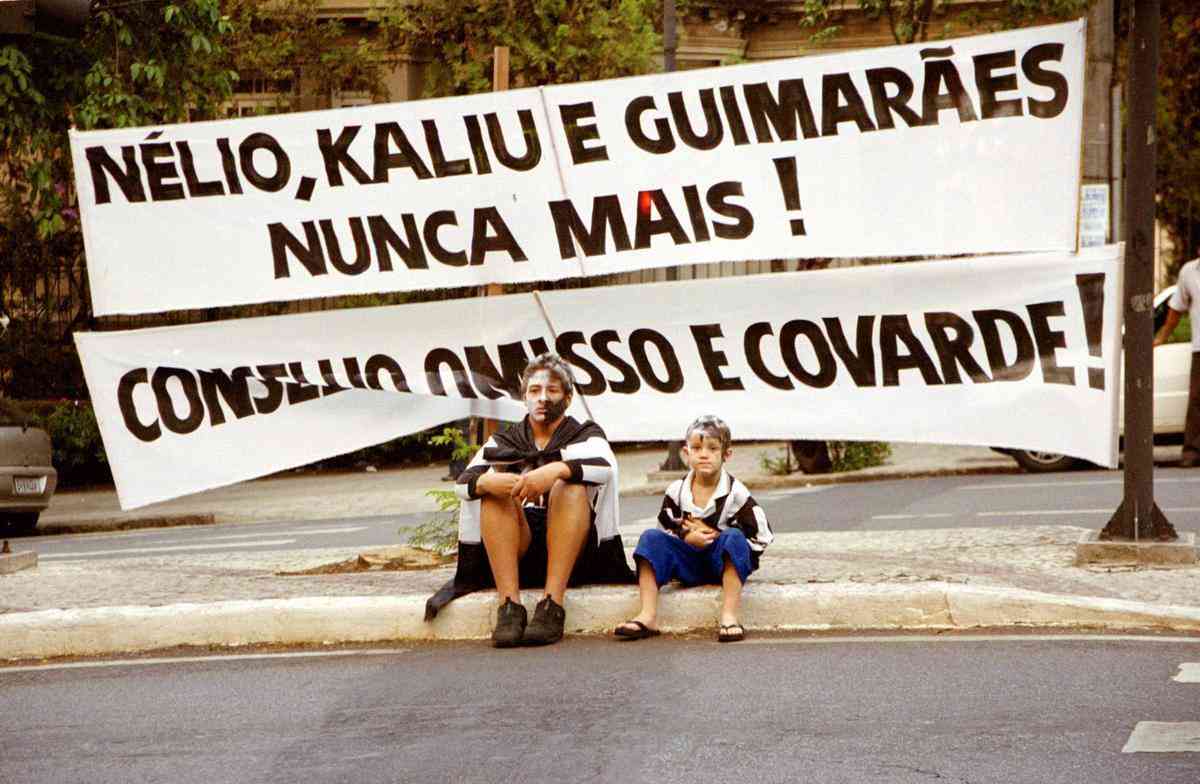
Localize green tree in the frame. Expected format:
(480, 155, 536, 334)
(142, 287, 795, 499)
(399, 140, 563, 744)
(376, 0, 661, 96)
(1153, 1, 1200, 274)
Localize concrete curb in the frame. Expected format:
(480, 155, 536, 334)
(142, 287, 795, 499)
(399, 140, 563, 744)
(4, 583, 1199, 661)
(34, 513, 216, 537)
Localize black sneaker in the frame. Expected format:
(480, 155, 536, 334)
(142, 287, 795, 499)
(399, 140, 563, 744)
(522, 596, 566, 646)
(492, 598, 527, 648)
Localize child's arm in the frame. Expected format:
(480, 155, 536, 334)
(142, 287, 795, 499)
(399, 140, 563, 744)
(656, 485, 688, 539)
(731, 494, 773, 556)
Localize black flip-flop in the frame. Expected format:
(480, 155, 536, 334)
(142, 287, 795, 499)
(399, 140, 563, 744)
(613, 620, 661, 640)
(718, 623, 745, 643)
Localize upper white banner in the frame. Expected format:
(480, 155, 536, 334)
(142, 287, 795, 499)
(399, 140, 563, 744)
(77, 245, 1121, 509)
(70, 21, 1085, 316)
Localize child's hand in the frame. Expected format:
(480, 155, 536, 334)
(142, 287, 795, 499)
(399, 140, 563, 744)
(683, 527, 718, 548)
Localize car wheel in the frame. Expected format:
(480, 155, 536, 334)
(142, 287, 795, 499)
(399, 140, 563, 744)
(0, 512, 39, 537)
(1009, 450, 1081, 473)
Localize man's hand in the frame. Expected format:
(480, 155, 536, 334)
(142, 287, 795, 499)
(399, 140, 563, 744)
(477, 471, 520, 498)
(511, 463, 568, 503)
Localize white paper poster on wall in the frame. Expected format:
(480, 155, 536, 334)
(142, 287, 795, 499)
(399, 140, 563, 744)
(77, 245, 1122, 509)
(70, 21, 1086, 316)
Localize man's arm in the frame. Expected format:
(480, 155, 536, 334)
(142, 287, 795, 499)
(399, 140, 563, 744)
(1155, 307, 1183, 347)
(455, 439, 519, 500)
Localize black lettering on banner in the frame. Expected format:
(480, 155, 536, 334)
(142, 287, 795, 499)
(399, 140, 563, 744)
(285, 362, 322, 405)
(368, 214, 429, 271)
(634, 189, 690, 249)
(1026, 301, 1075, 385)
(743, 322, 793, 390)
(239, 133, 291, 192)
(217, 138, 244, 194)
(865, 68, 922, 130)
(465, 342, 532, 399)
(117, 368, 161, 442)
(555, 331, 608, 395)
(921, 55, 979, 125)
(629, 329, 684, 393)
(690, 324, 744, 391)
(548, 195, 632, 258)
(706, 181, 754, 240)
(423, 211, 468, 267)
(320, 218, 371, 275)
(924, 313, 992, 384)
(590, 330, 641, 394)
(424, 348, 477, 398)
(681, 185, 711, 242)
(485, 110, 542, 171)
(823, 316, 877, 387)
(253, 364, 288, 415)
(343, 357, 368, 389)
(373, 122, 433, 183)
(973, 309, 1036, 381)
(1022, 43, 1069, 119)
(625, 95, 676, 154)
(529, 336, 552, 357)
(463, 115, 493, 174)
(270, 221, 327, 279)
(318, 126, 372, 186)
(743, 79, 819, 142)
(177, 141, 225, 198)
(780, 319, 837, 388)
(198, 368, 255, 426)
(668, 89, 724, 150)
(85, 145, 146, 205)
(152, 367, 205, 435)
(821, 73, 877, 136)
(879, 315, 943, 386)
(470, 207, 528, 265)
(364, 354, 409, 392)
(718, 85, 750, 145)
(422, 119, 471, 178)
(317, 359, 347, 394)
(559, 102, 608, 164)
(973, 50, 1024, 119)
(140, 142, 185, 201)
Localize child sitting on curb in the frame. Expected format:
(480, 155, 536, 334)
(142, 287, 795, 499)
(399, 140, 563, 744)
(614, 415, 773, 643)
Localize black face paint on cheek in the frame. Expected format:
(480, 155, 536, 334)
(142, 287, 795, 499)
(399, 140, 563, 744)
(543, 397, 569, 422)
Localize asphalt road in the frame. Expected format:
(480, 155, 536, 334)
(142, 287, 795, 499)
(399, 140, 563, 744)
(24, 468, 1200, 562)
(5, 634, 1200, 783)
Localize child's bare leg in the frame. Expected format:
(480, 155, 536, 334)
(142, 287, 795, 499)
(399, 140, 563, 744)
(719, 556, 743, 627)
(618, 559, 661, 631)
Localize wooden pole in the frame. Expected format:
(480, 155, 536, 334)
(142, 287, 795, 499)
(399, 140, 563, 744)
(480, 46, 510, 444)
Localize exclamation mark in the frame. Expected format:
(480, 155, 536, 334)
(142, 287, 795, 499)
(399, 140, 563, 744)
(772, 157, 805, 236)
(1075, 273, 1105, 390)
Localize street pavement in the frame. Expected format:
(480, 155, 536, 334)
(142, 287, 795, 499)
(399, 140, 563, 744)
(3, 443, 1200, 661)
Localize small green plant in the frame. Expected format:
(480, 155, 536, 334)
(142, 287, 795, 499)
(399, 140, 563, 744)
(400, 488, 460, 555)
(828, 441, 892, 473)
(428, 427, 476, 463)
(758, 446, 793, 475)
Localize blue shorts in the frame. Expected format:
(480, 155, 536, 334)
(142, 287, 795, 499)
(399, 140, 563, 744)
(633, 527, 755, 587)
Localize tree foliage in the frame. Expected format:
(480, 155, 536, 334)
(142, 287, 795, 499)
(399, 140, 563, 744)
(1152, 0, 1200, 273)
(377, 0, 661, 96)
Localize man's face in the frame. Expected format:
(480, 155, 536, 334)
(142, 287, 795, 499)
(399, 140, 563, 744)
(524, 370, 570, 425)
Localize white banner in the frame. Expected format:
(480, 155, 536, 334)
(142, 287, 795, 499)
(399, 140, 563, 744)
(71, 21, 1085, 316)
(78, 245, 1122, 509)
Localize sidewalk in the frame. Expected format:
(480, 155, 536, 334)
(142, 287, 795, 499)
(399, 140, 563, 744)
(4, 444, 1199, 661)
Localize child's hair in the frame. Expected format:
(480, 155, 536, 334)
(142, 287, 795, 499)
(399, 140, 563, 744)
(520, 352, 575, 396)
(684, 415, 731, 452)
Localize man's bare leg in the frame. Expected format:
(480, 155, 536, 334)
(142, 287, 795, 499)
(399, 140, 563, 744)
(479, 494, 531, 603)
(543, 480, 590, 604)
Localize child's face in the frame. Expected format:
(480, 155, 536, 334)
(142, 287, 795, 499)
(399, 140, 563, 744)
(685, 432, 730, 477)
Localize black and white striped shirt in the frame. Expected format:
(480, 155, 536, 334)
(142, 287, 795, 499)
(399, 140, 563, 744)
(658, 469, 773, 565)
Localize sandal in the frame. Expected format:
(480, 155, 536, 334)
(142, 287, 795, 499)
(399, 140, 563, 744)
(613, 620, 661, 640)
(718, 623, 745, 643)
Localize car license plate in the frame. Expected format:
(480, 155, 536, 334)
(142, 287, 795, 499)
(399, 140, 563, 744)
(13, 476, 44, 496)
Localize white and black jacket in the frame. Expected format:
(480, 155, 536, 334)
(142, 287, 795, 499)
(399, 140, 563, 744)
(425, 416, 634, 619)
(658, 469, 773, 568)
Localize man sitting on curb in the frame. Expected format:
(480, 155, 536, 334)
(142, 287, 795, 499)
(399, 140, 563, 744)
(424, 353, 635, 646)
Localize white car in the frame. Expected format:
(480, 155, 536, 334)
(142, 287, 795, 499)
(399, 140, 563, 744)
(1001, 285, 1192, 472)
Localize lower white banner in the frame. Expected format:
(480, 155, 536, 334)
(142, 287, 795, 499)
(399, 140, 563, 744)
(77, 245, 1123, 509)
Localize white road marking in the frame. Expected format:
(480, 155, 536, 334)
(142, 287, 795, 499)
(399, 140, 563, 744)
(1173, 663, 1200, 683)
(38, 539, 298, 560)
(976, 509, 1112, 517)
(0, 648, 408, 674)
(762, 487, 829, 497)
(152, 526, 367, 544)
(1122, 722, 1200, 753)
(961, 477, 1200, 491)
(743, 634, 1200, 646)
(871, 513, 953, 520)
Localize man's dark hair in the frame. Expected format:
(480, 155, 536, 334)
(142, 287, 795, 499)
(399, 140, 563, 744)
(520, 352, 575, 397)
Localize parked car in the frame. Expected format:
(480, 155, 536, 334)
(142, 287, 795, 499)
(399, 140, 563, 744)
(998, 285, 1191, 472)
(0, 408, 57, 536)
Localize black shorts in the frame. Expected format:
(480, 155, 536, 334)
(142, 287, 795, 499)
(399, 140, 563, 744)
(515, 506, 551, 588)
